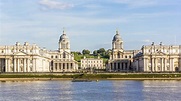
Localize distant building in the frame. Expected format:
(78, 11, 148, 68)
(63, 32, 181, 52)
(1, 29, 181, 73)
(107, 30, 139, 72)
(0, 30, 78, 73)
(81, 56, 104, 70)
(133, 42, 181, 72)
(0, 42, 50, 72)
(50, 30, 78, 72)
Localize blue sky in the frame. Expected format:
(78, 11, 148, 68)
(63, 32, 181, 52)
(0, 0, 181, 52)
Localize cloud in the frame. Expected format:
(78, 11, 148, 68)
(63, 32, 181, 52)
(113, 0, 157, 8)
(39, 0, 74, 10)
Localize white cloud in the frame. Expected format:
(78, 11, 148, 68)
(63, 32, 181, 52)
(39, 0, 74, 10)
(113, 0, 157, 8)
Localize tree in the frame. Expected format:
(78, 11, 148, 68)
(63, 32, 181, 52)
(93, 50, 98, 56)
(97, 48, 106, 54)
(82, 49, 90, 55)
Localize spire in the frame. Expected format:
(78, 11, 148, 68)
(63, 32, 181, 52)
(63, 27, 66, 35)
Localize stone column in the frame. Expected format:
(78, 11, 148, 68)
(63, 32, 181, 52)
(151, 58, 154, 72)
(116, 62, 118, 71)
(33, 59, 35, 72)
(14, 59, 16, 72)
(35, 59, 37, 72)
(65, 63, 67, 71)
(52, 62, 55, 72)
(24, 58, 26, 72)
(5, 59, 8, 72)
(27, 59, 29, 72)
(57, 63, 59, 71)
(111, 63, 114, 70)
(7, 59, 10, 72)
(171, 58, 174, 72)
(58, 63, 60, 70)
(69, 63, 71, 70)
(127, 62, 130, 71)
(123, 63, 125, 70)
(164, 58, 166, 71)
(155, 58, 157, 72)
(143, 58, 146, 72)
(120, 62, 122, 70)
(146, 59, 148, 72)
(61, 63, 63, 71)
(17, 59, 20, 72)
(161, 58, 164, 72)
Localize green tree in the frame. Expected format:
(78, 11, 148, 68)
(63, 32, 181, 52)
(93, 50, 98, 56)
(82, 49, 90, 55)
(97, 48, 106, 54)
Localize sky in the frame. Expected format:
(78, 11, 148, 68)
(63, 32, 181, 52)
(0, 0, 181, 52)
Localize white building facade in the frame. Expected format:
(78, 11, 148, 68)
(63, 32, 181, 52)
(0, 42, 50, 72)
(0, 30, 78, 73)
(133, 43, 181, 72)
(107, 30, 139, 72)
(50, 30, 78, 72)
(81, 56, 104, 70)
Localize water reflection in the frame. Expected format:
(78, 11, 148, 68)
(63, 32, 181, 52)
(142, 80, 181, 101)
(112, 81, 144, 101)
(0, 80, 181, 101)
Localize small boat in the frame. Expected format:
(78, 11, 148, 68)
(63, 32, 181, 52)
(72, 79, 92, 82)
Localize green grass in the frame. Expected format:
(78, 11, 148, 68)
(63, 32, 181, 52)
(0, 73, 181, 79)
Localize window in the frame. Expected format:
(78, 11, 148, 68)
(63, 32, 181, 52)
(51, 56, 53, 58)
(125, 56, 127, 58)
(55, 56, 58, 58)
(63, 52, 66, 58)
(129, 55, 131, 58)
(118, 52, 120, 58)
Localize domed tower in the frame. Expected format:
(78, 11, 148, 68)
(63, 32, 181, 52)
(59, 29, 70, 53)
(112, 30, 123, 52)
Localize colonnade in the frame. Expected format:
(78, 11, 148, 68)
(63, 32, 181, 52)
(144, 58, 175, 72)
(1, 58, 36, 72)
(110, 61, 130, 71)
(53, 62, 75, 72)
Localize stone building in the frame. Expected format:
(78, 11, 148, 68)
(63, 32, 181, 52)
(81, 56, 104, 70)
(0, 42, 50, 72)
(107, 30, 139, 72)
(49, 30, 78, 72)
(133, 42, 181, 72)
(0, 30, 78, 73)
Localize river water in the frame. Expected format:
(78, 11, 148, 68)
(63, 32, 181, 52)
(0, 80, 181, 101)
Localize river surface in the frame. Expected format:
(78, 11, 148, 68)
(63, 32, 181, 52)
(0, 80, 181, 101)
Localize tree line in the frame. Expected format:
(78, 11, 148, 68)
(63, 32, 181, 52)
(71, 48, 111, 63)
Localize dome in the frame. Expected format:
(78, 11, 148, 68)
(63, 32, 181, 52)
(59, 30, 69, 42)
(112, 30, 122, 41)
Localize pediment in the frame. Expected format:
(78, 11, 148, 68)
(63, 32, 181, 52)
(155, 51, 167, 55)
(14, 51, 28, 56)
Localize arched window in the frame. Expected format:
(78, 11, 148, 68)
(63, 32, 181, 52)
(63, 52, 66, 58)
(117, 52, 120, 58)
